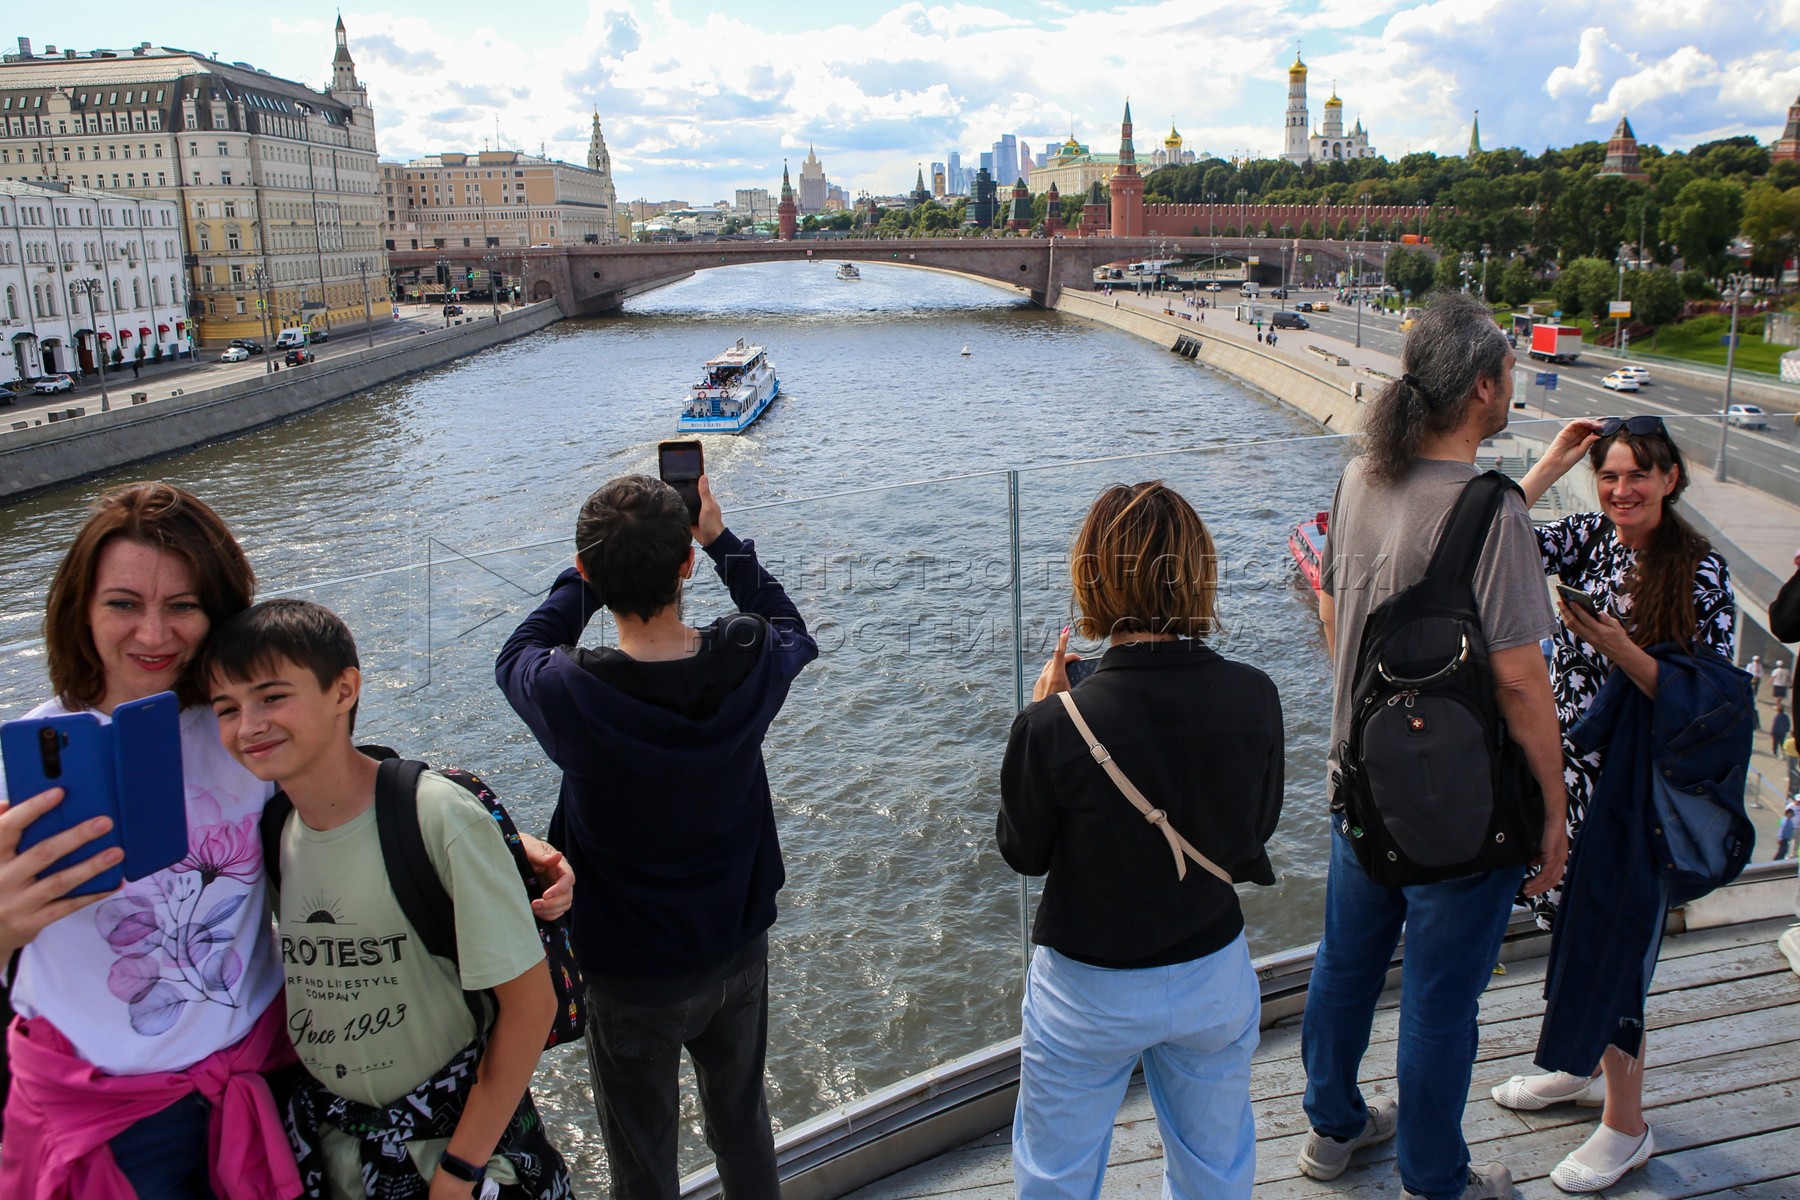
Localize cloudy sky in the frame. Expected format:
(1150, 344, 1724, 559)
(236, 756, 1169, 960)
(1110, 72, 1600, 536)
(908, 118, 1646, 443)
(25, 1, 1800, 202)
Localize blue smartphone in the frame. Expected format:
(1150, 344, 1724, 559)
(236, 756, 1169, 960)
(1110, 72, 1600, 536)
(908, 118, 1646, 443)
(1, 692, 187, 895)
(3, 712, 125, 895)
(1065, 658, 1100, 687)
(111, 693, 189, 879)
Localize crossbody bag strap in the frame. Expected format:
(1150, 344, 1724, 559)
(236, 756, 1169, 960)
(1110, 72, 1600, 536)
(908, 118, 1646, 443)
(1054, 690, 1233, 886)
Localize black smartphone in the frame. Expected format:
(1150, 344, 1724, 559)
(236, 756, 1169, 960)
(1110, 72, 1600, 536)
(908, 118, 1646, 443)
(1065, 658, 1099, 687)
(1555, 583, 1601, 618)
(658, 440, 704, 523)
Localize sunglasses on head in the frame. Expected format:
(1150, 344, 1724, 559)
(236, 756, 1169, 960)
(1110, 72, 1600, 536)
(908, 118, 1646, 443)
(1595, 415, 1666, 439)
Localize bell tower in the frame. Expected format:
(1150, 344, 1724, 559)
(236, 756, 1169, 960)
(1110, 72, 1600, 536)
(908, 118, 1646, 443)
(1108, 100, 1144, 238)
(1282, 50, 1310, 166)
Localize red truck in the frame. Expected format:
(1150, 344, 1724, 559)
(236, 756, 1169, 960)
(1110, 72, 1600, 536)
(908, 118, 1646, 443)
(1528, 323, 1583, 364)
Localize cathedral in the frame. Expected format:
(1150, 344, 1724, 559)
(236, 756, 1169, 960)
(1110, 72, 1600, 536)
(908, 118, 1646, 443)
(1280, 52, 1376, 166)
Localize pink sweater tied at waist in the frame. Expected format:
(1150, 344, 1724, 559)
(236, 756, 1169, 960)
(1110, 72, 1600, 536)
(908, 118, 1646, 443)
(0, 999, 302, 1200)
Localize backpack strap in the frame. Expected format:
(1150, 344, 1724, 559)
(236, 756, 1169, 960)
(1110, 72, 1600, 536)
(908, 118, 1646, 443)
(258, 791, 295, 892)
(1055, 691, 1233, 886)
(1424, 470, 1523, 588)
(374, 758, 459, 965)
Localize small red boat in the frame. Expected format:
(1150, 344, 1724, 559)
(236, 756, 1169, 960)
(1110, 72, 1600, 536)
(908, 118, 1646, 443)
(1288, 511, 1329, 602)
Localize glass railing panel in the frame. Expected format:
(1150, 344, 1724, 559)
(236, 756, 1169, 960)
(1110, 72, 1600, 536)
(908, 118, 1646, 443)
(416, 471, 1027, 1185)
(1012, 434, 1357, 960)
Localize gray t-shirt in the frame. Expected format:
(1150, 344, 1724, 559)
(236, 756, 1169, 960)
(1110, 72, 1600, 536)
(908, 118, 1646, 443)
(1321, 456, 1556, 770)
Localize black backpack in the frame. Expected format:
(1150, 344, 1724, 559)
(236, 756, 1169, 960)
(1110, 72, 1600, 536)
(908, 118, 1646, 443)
(260, 749, 587, 1049)
(1331, 471, 1546, 887)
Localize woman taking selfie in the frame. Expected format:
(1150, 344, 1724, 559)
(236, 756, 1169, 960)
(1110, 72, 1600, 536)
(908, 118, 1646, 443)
(0, 481, 300, 1200)
(997, 481, 1284, 1199)
(1493, 417, 1745, 1192)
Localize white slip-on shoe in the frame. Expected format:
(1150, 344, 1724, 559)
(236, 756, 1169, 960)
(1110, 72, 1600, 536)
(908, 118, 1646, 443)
(1296, 1093, 1399, 1181)
(1549, 1125, 1654, 1193)
(1490, 1070, 1604, 1111)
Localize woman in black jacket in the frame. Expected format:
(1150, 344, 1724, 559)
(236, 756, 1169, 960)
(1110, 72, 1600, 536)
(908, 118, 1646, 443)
(998, 481, 1283, 1199)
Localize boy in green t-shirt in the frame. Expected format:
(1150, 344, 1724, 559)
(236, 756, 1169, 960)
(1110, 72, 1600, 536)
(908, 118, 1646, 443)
(201, 599, 570, 1200)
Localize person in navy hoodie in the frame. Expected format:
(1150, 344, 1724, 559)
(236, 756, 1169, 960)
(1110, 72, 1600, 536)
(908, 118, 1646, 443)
(496, 472, 817, 1200)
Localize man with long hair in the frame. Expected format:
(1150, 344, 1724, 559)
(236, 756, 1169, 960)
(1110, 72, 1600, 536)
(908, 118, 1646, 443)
(1297, 294, 1569, 1200)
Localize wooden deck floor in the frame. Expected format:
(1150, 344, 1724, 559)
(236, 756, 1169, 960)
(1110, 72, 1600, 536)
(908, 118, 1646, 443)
(849, 917, 1800, 1199)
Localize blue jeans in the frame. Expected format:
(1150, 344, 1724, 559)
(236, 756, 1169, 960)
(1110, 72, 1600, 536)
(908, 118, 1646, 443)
(108, 1092, 215, 1200)
(1301, 829, 1525, 1200)
(1013, 936, 1260, 1200)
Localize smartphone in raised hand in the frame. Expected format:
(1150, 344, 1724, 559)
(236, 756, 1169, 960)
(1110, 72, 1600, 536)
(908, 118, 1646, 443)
(1555, 583, 1602, 618)
(658, 440, 704, 523)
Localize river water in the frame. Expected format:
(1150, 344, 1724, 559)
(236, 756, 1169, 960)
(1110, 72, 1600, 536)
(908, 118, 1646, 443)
(0, 262, 1352, 1187)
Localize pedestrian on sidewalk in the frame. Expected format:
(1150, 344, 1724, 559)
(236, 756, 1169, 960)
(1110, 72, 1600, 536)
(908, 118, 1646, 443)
(1774, 661, 1792, 703)
(1747, 655, 1763, 697)
(1775, 800, 1797, 861)
(1772, 705, 1791, 758)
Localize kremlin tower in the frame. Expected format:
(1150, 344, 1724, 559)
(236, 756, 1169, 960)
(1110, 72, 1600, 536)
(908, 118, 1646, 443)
(1775, 95, 1800, 163)
(1598, 116, 1648, 181)
(1044, 181, 1065, 236)
(777, 161, 797, 240)
(1108, 101, 1144, 238)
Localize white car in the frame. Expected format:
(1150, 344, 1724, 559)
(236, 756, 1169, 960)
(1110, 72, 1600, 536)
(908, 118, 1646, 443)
(1727, 404, 1768, 429)
(32, 373, 74, 394)
(219, 346, 250, 363)
(1616, 364, 1651, 384)
(1601, 370, 1640, 392)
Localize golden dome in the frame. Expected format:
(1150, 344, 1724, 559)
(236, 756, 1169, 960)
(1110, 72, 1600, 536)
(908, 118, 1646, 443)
(1164, 123, 1182, 149)
(1325, 90, 1343, 108)
(1289, 53, 1307, 77)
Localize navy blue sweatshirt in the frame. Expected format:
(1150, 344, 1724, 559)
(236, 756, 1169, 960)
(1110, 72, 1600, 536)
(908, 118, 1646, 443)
(495, 530, 817, 979)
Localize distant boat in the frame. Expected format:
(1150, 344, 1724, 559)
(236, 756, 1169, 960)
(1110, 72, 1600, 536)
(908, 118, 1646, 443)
(677, 339, 780, 434)
(836, 262, 861, 280)
(1288, 510, 1329, 604)
(960, 344, 971, 356)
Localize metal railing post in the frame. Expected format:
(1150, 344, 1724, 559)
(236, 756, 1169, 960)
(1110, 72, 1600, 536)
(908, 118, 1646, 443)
(1007, 468, 1032, 973)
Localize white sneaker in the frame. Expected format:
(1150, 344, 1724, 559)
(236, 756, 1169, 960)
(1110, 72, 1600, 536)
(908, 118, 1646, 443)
(1296, 1093, 1398, 1180)
(1490, 1070, 1604, 1111)
(1404, 1161, 1513, 1200)
(1549, 1125, 1654, 1193)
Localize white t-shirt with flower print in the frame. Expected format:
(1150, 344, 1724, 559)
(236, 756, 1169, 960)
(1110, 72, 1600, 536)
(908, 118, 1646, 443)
(3, 700, 283, 1075)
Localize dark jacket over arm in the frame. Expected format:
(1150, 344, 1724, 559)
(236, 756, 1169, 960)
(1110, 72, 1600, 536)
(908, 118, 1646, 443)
(997, 639, 1283, 968)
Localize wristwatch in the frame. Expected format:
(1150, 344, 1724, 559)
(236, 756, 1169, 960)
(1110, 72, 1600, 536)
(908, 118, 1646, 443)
(437, 1150, 488, 1189)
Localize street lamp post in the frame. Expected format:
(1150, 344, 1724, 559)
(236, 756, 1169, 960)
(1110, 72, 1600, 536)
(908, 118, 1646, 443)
(1355, 224, 1368, 348)
(1714, 274, 1751, 482)
(251, 267, 272, 353)
(74, 278, 110, 411)
(1614, 246, 1629, 359)
(1416, 199, 1426, 238)
(1480, 244, 1491, 303)
(357, 259, 373, 350)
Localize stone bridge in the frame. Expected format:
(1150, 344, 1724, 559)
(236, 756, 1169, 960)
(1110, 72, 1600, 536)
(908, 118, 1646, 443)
(387, 235, 1433, 315)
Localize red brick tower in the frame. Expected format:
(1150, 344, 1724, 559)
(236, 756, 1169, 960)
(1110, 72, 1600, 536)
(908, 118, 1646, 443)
(1081, 180, 1109, 237)
(1108, 100, 1144, 238)
(1775, 95, 1800, 163)
(1597, 115, 1648, 182)
(1006, 176, 1033, 231)
(777, 161, 798, 241)
(1044, 181, 1065, 236)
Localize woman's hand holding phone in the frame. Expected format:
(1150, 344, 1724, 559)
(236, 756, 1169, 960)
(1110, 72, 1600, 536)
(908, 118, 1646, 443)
(1033, 627, 1081, 702)
(0, 787, 123, 956)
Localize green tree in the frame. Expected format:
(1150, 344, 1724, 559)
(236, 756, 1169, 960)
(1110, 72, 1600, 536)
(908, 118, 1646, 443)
(1386, 246, 1434, 297)
(1499, 257, 1536, 307)
(1434, 251, 1464, 293)
(1740, 181, 1800, 276)
(1552, 257, 1614, 317)
(1680, 268, 1717, 300)
(1660, 177, 1744, 275)
(1336, 218, 1353, 239)
(1299, 219, 1315, 239)
(1624, 266, 1684, 335)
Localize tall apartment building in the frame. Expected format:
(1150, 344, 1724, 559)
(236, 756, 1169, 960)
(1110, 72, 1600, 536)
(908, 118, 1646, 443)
(1, 179, 188, 385)
(0, 21, 389, 345)
(798, 145, 827, 213)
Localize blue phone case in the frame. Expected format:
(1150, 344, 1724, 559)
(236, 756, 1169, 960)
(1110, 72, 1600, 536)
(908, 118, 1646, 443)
(111, 693, 189, 880)
(1, 692, 187, 894)
(3, 713, 126, 895)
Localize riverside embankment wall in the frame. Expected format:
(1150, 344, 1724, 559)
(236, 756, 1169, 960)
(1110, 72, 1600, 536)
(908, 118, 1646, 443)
(0, 303, 563, 503)
(1052, 290, 1365, 432)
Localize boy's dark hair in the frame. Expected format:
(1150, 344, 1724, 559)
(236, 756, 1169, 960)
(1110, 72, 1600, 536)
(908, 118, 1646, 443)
(576, 476, 693, 621)
(200, 598, 361, 697)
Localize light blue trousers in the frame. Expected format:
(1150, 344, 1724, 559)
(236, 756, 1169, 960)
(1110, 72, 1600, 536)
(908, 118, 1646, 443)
(1012, 935, 1260, 1200)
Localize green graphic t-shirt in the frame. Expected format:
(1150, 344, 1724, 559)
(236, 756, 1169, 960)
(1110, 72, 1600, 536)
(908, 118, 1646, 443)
(276, 769, 545, 1105)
